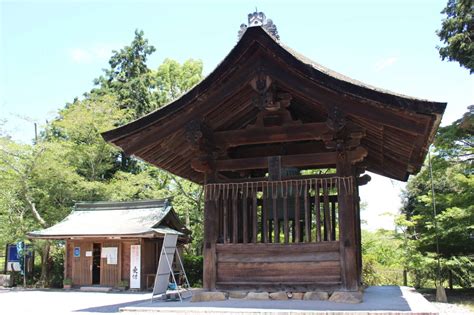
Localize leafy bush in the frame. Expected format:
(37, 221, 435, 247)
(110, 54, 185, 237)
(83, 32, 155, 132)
(443, 256, 473, 288)
(48, 245, 64, 288)
(183, 254, 203, 287)
(362, 255, 381, 286)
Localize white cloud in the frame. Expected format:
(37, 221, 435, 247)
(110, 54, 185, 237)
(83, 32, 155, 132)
(68, 44, 117, 64)
(374, 56, 399, 72)
(70, 48, 93, 63)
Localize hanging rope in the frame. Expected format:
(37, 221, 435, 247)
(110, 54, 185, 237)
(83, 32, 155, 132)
(204, 176, 354, 201)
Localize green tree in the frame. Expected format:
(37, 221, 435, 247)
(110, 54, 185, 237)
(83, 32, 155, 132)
(361, 229, 405, 286)
(434, 105, 473, 161)
(0, 135, 89, 284)
(437, 0, 474, 73)
(48, 94, 131, 181)
(400, 107, 474, 288)
(0, 30, 206, 286)
(154, 58, 203, 106)
(94, 29, 157, 118)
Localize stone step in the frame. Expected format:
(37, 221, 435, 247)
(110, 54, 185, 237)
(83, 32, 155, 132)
(0, 275, 11, 287)
(79, 286, 112, 292)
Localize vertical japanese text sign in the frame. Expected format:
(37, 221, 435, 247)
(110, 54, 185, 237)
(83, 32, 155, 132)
(130, 245, 141, 289)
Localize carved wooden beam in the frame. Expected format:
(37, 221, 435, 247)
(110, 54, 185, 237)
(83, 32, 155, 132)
(185, 120, 215, 152)
(357, 174, 371, 186)
(186, 120, 218, 174)
(214, 122, 332, 148)
(229, 141, 328, 159)
(214, 146, 367, 171)
(191, 156, 214, 173)
(324, 118, 366, 151)
(326, 106, 346, 132)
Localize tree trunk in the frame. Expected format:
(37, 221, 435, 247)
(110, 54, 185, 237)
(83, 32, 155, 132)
(185, 207, 190, 228)
(448, 269, 453, 290)
(39, 241, 51, 287)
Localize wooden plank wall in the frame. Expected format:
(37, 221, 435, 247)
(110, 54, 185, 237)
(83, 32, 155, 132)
(215, 242, 341, 290)
(100, 241, 120, 287)
(65, 240, 73, 279)
(142, 239, 162, 289)
(71, 241, 92, 286)
(67, 238, 166, 289)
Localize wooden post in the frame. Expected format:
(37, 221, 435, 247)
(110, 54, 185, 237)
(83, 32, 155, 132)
(203, 174, 218, 290)
(315, 184, 322, 242)
(223, 200, 228, 244)
(283, 195, 289, 244)
(232, 194, 238, 244)
(243, 195, 248, 244)
(273, 197, 279, 243)
(337, 150, 359, 291)
(323, 182, 331, 241)
(355, 184, 362, 284)
(118, 242, 122, 283)
(64, 240, 68, 280)
(304, 185, 311, 242)
(331, 201, 336, 241)
(263, 187, 268, 243)
(252, 189, 257, 243)
(269, 156, 281, 243)
(295, 183, 301, 243)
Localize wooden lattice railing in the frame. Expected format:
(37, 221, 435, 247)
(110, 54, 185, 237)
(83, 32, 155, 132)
(204, 176, 354, 244)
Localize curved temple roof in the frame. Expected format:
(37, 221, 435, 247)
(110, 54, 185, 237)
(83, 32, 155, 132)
(102, 26, 446, 183)
(28, 199, 189, 239)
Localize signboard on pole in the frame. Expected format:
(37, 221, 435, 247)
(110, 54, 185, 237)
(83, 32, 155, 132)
(130, 245, 141, 289)
(6, 245, 20, 272)
(152, 233, 178, 299)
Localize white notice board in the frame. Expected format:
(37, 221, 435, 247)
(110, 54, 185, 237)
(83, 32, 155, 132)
(130, 245, 141, 289)
(152, 234, 178, 298)
(101, 247, 118, 265)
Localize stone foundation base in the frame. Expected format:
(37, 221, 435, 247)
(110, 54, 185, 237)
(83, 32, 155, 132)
(191, 290, 362, 303)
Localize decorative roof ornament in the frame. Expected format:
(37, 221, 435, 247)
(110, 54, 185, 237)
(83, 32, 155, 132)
(238, 10, 280, 40)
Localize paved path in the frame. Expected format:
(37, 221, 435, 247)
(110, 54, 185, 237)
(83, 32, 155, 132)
(0, 286, 443, 315)
(123, 286, 438, 314)
(0, 288, 150, 315)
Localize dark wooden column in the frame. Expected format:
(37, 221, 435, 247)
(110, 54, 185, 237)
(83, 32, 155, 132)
(203, 173, 218, 290)
(355, 183, 362, 286)
(337, 150, 359, 291)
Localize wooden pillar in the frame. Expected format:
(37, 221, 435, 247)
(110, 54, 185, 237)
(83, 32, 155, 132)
(203, 173, 218, 290)
(64, 240, 68, 280)
(355, 184, 362, 285)
(337, 150, 359, 291)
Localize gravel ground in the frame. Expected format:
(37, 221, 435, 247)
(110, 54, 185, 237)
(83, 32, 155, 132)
(432, 302, 474, 315)
(0, 288, 150, 315)
(419, 288, 474, 315)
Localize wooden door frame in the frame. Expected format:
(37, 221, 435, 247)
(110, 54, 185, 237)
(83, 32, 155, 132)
(71, 241, 93, 286)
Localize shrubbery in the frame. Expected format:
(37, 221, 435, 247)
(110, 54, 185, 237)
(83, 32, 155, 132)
(183, 254, 203, 287)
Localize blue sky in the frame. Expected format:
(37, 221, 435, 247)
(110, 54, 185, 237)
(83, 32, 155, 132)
(1, 0, 473, 230)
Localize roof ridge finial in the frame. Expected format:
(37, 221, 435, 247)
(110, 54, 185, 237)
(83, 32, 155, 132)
(238, 10, 280, 40)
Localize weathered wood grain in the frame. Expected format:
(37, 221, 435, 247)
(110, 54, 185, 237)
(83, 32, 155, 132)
(216, 243, 341, 285)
